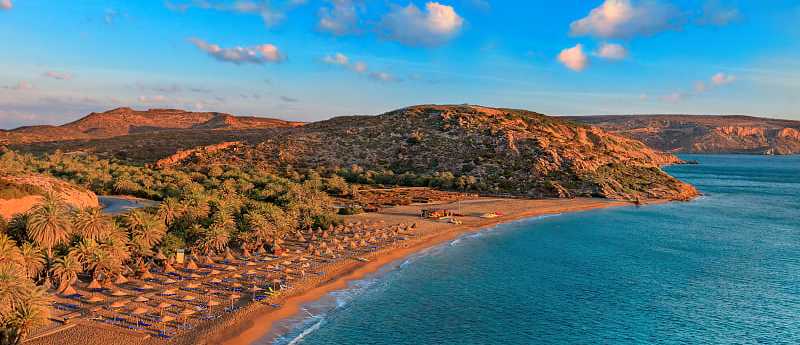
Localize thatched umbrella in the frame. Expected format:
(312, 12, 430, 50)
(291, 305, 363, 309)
(132, 306, 149, 327)
(179, 307, 196, 326)
(86, 295, 105, 303)
(349, 241, 358, 250)
(60, 284, 78, 297)
(110, 300, 128, 308)
(224, 249, 235, 262)
(156, 315, 175, 333)
(110, 289, 128, 297)
(164, 262, 176, 274)
(206, 299, 220, 315)
(185, 282, 201, 289)
(359, 239, 367, 247)
(242, 247, 251, 258)
(163, 278, 177, 284)
(256, 246, 267, 256)
(186, 259, 199, 271)
(248, 286, 263, 300)
(156, 301, 172, 317)
(138, 282, 154, 290)
(161, 288, 177, 296)
(223, 265, 236, 271)
(232, 273, 243, 279)
(228, 293, 241, 308)
(188, 273, 202, 279)
(203, 256, 215, 265)
(182, 294, 196, 301)
(134, 296, 150, 302)
(210, 278, 222, 284)
(140, 270, 155, 280)
(87, 278, 102, 291)
(114, 274, 129, 285)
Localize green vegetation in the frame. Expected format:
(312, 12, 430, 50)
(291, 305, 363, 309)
(0, 148, 346, 341)
(0, 178, 45, 200)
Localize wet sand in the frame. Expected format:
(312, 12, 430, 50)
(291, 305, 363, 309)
(200, 197, 632, 345)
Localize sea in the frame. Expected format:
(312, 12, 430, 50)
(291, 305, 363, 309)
(264, 154, 800, 345)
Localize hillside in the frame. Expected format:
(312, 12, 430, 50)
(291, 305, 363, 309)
(563, 115, 800, 155)
(183, 105, 698, 201)
(0, 174, 99, 220)
(0, 107, 303, 145)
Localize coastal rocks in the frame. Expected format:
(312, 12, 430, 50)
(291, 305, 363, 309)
(565, 115, 800, 155)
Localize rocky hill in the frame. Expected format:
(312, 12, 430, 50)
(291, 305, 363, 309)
(563, 115, 800, 155)
(0, 107, 303, 145)
(0, 174, 99, 220)
(186, 105, 698, 201)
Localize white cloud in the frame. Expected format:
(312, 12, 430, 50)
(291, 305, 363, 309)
(42, 71, 73, 80)
(322, 52, 396, 82)
(379, 2, 463, 47)
(190, 38, 286, 65)
(1, 0, 12, 10)
(570, 0, 681, 39)
(323, 52, 350, 66)
(711, 72, 736, 86)
(318, 0, 359, 36)
(661, 92, 684, 103)
(557, 44, 588, 72)
(698, 0, 741, 26)
(694, 81, 708, 93)
(3, 81, 33, 91)
(138, 95, 169, 103)
(369, 72, 396, 82)
(595, 42, 628, 60)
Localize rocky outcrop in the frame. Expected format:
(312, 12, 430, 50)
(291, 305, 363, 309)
(186, 105, 697, 201)
(564, 115, 800, 155)
(153, 141, 244, 168)
(0, 174, 99, 219)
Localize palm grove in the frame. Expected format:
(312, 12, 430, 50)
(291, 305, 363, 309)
(0, 149, 344, 343)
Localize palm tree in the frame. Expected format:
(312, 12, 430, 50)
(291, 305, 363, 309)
(124, 209, 166, 254)
(26, 195, 72, 263)
(17, 244, 44, 281)
(0, 263, 50, 344)
(50, 255, 82, 292)
(157, 198, 182, 227)
(0, 234, 21, 265)
(72, 208, 111, 241)
(7, 286, 49, 341)
(199, 224, 230, 255)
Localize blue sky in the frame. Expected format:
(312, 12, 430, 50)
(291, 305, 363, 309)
(1, 0, 799, 128)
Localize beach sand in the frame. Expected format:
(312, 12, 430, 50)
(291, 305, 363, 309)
(24, 197, 632, 345)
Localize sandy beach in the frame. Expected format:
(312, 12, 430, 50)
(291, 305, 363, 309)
(189, 197, 630, 345)
(24, 197, 633, 345)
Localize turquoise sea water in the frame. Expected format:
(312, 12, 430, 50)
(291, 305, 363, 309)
(265, 155, 800, 345)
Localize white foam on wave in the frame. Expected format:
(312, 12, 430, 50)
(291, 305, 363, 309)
(284, 317, 324, 345)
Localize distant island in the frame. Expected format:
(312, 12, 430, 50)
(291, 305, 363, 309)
(564, 114, 800, 155)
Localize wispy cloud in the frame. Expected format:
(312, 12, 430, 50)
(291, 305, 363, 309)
(697, 0, 741, 26)
(0, 0, 11, 10)
(378, 2, 464, 47)
(322, 52, 397, 82)
(318, 0, 360, 35)
(190, 38, 286, 65)
(594, 42, 628, 60)
(661, 72, 737, 103)
(557, 44, 588, 72)
(166, 0, 306, 27)
(43, 71, 73, 80)
(570, 0, 683, 39)
(280, 96, 299, 103)
(2, 81, 33, 91)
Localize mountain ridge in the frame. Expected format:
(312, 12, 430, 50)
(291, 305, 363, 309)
(563, 114, 800, 155)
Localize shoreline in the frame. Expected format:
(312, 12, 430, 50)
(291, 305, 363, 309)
(192, 198, 634, 345)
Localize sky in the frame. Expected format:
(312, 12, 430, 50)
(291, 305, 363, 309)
(1, 0, 799, 129)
